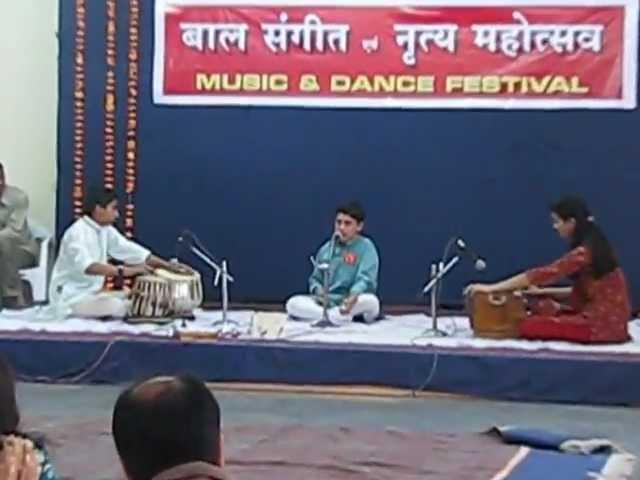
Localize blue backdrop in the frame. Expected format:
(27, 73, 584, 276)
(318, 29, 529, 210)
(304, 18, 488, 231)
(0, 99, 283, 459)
(57, 1, 639, 307)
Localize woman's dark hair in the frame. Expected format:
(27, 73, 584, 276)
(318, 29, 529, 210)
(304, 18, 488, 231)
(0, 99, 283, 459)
(551, 196, 618, 278)
(0, 355, 20, 435)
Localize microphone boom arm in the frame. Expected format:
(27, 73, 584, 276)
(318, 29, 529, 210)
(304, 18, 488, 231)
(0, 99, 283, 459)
(422, 255, 460, 294)
(419, 236, 485, 338)
(180, 233, 238, 330)
(190, 245, 234, 285)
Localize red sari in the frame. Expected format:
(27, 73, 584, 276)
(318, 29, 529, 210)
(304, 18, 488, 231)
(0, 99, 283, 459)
(520, 246, 631, 344)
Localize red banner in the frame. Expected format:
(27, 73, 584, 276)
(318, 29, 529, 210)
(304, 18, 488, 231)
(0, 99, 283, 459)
(153, 0, 638, 109)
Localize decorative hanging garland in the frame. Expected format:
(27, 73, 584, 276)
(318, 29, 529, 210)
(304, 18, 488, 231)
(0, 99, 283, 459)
(122, 0, 141, 288)
(104, 0, 117, 290)
(125, 0, 140, 241)
(104, 0, 117, 190)
(72, 0, 87, 218)
(76, 1, 141, 290)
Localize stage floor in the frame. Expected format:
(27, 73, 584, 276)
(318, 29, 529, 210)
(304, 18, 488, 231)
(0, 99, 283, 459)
(2, 308, 640, 406)
(2, 307, 640, 353)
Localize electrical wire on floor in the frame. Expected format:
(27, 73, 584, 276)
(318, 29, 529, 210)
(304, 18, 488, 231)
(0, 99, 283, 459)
(16, 336, 125, 384)
(411, 350, 439, 397)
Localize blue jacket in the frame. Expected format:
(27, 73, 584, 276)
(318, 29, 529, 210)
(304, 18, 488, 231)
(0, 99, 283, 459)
(309, 235, 379, 306)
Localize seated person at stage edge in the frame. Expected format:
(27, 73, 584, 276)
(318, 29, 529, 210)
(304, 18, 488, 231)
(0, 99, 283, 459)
(49, 187, 188, 319)
(0, 163, 39, 310)
(0, 355, 60, 480)
(286, 201, 380, 325)
(466, 195, 631, 344)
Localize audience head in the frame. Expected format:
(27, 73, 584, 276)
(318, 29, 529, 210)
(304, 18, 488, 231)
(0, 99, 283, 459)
(83, 187, 119, 225)
(112, 375, 222, 480)
(335, 201, 365, 242)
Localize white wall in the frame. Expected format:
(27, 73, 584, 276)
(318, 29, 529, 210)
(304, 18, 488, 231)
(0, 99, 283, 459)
(0, 1, 59, 233)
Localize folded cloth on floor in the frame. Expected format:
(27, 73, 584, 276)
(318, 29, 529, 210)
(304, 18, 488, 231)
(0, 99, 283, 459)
(487, 426, 636, 480)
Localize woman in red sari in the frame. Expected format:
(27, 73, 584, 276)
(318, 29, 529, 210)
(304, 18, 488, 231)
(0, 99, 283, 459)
(466, 196, 631, 344)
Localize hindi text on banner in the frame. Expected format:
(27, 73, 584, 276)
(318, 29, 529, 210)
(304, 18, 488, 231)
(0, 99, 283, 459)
(180, 22, 249, 53)
(394, 24, 458, 66)
(471, 11, 604, 58)
(262, 12, 350, 54)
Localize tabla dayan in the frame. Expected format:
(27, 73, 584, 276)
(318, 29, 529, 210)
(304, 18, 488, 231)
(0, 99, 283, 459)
(155, 267, 203, 315)
(128, 275, 171, 321)
(128, 267, 203, 323)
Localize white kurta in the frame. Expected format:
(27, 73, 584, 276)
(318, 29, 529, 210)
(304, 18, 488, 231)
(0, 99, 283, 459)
(48, 216, 150, 317)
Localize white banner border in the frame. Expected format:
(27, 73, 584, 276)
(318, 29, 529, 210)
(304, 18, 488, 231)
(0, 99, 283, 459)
(152, 0, 638, 109)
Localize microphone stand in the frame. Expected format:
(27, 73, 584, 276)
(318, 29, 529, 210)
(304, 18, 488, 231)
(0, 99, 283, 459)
(188, 244, 238, 330)
(308, 233, 338, 327)
(416, 237, 486, 339)
(310, 257, 331, 324)
(420, 256, 460, 337)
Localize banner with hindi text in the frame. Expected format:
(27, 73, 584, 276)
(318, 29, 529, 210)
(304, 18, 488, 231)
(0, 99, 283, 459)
(153, 0, 638, 109)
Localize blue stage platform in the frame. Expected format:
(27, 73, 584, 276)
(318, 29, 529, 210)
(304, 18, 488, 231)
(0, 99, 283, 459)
(2, 331, 640, 406)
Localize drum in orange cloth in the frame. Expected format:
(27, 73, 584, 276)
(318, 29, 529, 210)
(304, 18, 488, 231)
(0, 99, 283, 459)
(466, 291, 526, 339)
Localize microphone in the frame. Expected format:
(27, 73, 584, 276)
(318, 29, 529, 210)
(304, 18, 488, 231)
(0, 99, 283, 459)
(455, 238, 487, 271)
(172, 229, 190, 263)
(327, 231, 340, 259)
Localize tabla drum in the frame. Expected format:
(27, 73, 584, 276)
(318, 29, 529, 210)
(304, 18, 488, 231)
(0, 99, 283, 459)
(154, 268, 203, 316)
(466, 291, 526, 339)
(129, 275, 172, 321)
